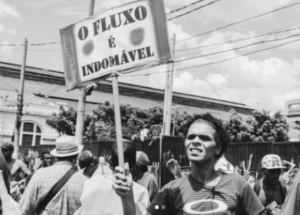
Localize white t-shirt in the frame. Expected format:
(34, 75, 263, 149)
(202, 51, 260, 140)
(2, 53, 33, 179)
(75, 170, 149, 215)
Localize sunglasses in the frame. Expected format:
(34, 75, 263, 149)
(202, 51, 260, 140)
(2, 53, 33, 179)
(44, 157, 54, 160)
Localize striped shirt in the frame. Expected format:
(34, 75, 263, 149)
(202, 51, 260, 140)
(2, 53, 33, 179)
(19, 161, 87, 215)
(147, 173, 266, 215)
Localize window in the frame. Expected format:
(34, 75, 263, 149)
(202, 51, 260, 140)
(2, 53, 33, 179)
(21, 122, 42, 146)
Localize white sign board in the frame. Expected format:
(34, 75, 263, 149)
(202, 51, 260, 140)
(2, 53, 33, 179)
(60, 0, 171, 90)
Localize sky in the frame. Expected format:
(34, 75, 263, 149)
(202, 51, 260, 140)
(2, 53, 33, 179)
(1, 0, 300, 114)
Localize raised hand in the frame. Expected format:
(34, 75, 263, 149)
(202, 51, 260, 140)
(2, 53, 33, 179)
(166, 159, 183, 178)
(112, 166, 134, 199)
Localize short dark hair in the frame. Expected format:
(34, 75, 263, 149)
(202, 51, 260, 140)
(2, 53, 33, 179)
(41, 149, 51, 159)
(138, 164, 148, 172)
(180, 113, 230, 159)
(56, 154, 78, 162)
(110, 136, 136, 169)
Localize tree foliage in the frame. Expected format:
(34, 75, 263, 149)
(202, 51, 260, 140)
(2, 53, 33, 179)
(46, 106, 77, 136)
(46, 102, 192, 142)
(47, 103, 289, 143)
(224, 109, 289, 143)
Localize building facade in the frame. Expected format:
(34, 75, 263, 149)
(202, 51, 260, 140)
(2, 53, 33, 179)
(285, 99, 300, 141)
(0, 61, 254, 146)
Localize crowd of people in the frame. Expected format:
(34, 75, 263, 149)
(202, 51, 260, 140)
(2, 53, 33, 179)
(0, 113, 300, 214)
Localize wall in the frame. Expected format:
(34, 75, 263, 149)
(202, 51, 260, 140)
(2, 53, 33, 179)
(0, 95, 59, 145)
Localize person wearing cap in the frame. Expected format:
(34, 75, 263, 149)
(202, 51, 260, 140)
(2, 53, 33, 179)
(19, 136, 87, 215)
(254, 154, 287, 214)
(78, 150, 99, 178)
(1, 142, 31, 182)
(131, 151, 158, 202)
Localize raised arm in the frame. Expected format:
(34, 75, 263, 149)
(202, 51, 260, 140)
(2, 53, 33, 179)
(112, 166, 152, 215)
(18, 160, 31, 176)
(246, 154, 253, 173)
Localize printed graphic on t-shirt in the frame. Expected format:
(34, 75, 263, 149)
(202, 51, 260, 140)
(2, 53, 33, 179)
(183, 199, 228, 214)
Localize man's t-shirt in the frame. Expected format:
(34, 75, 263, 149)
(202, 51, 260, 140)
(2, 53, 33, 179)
(279, 171, 300, 215)
(147, 173, 266, 215)
(137, 172, 158, 202)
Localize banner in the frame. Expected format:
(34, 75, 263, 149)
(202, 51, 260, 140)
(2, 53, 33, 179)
(60, 0, 171, 90)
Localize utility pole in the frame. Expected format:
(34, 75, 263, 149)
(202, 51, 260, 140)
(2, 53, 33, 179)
(163, 34, 176, 135)
(159, 34, 175, 188)
(13, 38, 28, 158)
(75, 0, 96, 145)
(1, 94, 9, 144)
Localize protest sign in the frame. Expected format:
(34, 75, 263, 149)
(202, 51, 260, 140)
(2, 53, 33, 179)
(60, 0, 171, 90)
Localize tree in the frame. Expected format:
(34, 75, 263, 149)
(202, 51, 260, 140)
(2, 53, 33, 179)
(46, 105, 97, 141)
(46, 102, 193, 142)
(46, 106, 77, 136)
(224, 109, 289, 143)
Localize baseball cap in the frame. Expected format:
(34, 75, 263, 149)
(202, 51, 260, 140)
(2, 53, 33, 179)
(136, 151, 149, 166)
(0, 142, 14, 150)
(78, 150, 98, 169)
(261, 154, 285, 169)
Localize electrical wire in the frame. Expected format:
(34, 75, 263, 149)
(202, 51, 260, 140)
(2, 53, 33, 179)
(166, 0, 207, 15)
(24, 85, 64, 103)
(123, 37, 300, 77)
(175, 33, 300, 63)
(176, 37, 300, 71)
(175, 26, 300, 52)
(167, 0, 220, 21)
(0, 42, 60, 47)
(0, 48, 61, 51)
(25, 86, 64, 105)
(176, 1, 300, 43)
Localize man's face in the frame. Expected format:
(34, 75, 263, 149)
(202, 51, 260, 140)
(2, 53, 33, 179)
(1, 148, 13, 161)
(185, 122, 220, 164)
(42, 154, 54, 167)
(263, 168, 281, 185)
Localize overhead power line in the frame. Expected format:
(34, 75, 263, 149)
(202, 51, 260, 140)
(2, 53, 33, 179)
(123, 37, 300, 77)
(175, 32, 300, 63)
(0, 42, 60, 47)
(0, 49, 61, 51)
(176, 26, 300, 52)
(176, 1, 300, 43)
(176, 38, 300, 71)
(25, 86, 64, 105)
(167, 0, 220, 21)
(166, 0, 207, 15)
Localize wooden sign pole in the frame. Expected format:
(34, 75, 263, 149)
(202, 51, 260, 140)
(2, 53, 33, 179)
(111, 71, 125, 169)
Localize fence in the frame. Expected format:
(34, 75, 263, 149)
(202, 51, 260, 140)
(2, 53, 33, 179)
(19, 138, 300, 187)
